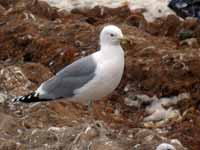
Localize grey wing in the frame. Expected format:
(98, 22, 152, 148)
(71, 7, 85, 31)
(39, 55, 97, 99)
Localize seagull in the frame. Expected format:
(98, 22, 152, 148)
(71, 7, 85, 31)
(13, 25, 126, 108)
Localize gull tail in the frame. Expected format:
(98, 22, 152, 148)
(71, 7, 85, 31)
(12, 92, 50, 103)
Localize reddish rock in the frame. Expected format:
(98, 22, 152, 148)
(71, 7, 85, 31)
(183, 17, 198, 29)
(21, 62, 53, 87)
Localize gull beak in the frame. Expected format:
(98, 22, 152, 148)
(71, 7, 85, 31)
(119, 36, 131, 45)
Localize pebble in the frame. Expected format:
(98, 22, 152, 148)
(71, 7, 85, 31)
(0, 92, 8, 104)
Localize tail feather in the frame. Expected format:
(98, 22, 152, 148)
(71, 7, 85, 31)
(13, 92, 51, 103)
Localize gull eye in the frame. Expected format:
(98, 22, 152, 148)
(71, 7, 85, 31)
(110, 33, 114, 37)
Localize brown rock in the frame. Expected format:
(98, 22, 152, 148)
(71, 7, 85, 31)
(127, 13, 147, 29)
(0, 0, 15, 8)
(183, 17, 198, 29)
(0, 66, 32, 95)
(162, 14, 181, 37)
(91, 140, 124, 150)
(180, 38, 198, 48)
(0, 63, 52, 95)
(0, 4, 5, 15)
(22, 62, 53, 87)
(27, 0, 60, 20)
(145, 14, 181, 36)
(0, 113, 19, 134)
(0, 139, 21, 150)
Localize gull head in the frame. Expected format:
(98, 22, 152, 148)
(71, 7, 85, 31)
(156, 143, 176, 150)
(100, 25, 124, 46)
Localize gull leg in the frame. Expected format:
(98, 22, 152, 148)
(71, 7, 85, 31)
(88, 99, 96, 121)
(87, 100, 93, 113)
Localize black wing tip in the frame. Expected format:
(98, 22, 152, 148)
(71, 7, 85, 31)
(12, 92, 52, 103)
(12, 92, 39, 103)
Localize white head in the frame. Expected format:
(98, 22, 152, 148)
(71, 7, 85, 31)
(100, 25, 124, 46)
(156, 143, 176, 150)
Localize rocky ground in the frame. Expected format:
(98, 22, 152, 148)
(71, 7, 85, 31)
(0, 0, 200, 149)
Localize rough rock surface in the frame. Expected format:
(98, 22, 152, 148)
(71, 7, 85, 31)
(0, 0, 200, 149)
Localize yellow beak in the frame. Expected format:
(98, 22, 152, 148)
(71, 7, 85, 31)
(119, 36, 131, 44)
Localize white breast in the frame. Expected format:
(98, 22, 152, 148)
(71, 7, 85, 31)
(73, 48, 124, 104)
